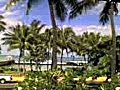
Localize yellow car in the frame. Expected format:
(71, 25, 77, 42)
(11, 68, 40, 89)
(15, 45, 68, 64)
(86, 76, 110, 83)
(11, 74, 25, 82)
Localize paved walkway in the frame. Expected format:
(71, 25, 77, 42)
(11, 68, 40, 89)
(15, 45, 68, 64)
(0, 83, 17, 89)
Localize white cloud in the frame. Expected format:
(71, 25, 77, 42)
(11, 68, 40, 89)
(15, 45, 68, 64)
(61, 25, 120, 36)
(87, 1, 105, 15)
(0, 0, 24, 24)
(0, 6, 5, 12)
(2, 18, 22, 26)
(80, 1, 120, 15)
(45, 24, 120, 36)
(2, 10, 20, 17)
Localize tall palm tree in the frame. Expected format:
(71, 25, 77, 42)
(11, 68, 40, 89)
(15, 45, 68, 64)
(2, 24, 30, 72)
(26, 20, 45, 71)
(69, 0, 120, 85)
(116, 36, 120, 72)
(75, 32, 102, 63)
(57, 27, 75, 69)
(5, 0, 77, 70)
(57, 29, 65, 70)
(41, 28, 53, 70)
(64, 27, 76, 61)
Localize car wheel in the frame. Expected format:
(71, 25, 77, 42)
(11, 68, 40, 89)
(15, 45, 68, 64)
(0, 79, 5, 84)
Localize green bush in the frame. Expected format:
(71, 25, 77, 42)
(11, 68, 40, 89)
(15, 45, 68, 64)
(17, 67, 120, 90)
(101, 74, 120, 90)
(18, 70, 88, 90)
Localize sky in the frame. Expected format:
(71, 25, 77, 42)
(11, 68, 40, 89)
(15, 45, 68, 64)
(0, 0, 120, 55)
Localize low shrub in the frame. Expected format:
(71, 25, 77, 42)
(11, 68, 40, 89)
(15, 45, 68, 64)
(18, 69, 88, 90)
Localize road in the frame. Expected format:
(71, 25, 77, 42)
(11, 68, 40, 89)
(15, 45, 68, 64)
(0, 83, 17, 89)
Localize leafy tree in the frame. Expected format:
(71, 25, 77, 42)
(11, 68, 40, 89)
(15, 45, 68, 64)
(68, 0, 120, 86)
(40, 28, 53, 70)
(25, 20, 46, 71)
(57, 27, 75, 69)
(63, 27, 76, 60)
(2, 24, 30, 71)
(116, 36, 120, 72)
(5, 0, 78, 70)
(75, 32, 103, 62)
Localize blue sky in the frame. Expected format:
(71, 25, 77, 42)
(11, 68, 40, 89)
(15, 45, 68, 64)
(0, 0, 119, 24)
(0, 0, 120, 27)
(0, 0, 120, 55)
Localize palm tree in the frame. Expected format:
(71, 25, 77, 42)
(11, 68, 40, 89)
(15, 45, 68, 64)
(75, 32, 101, 63)
(26, 20, 46, 71)
(5, 0, 78, 70)
(41, 28, 53, 70)
(2, 24, 30, 72)
(116, 36, 120, 72)
(69, 0, 120, 85)
(57, 27, 75, 69)
(75, 33, 90, 62)
(57, 28, 65, 70)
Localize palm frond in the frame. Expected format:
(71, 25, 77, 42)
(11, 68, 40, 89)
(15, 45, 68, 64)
(0, 21, 6, 25)
(0, 15, 6, 31)
(69, 0, 99, 19)
(54, 0, 67, 21)
(5, 0, 22, 10)
(8, 44, 21, 51)
(99, 1, 110, 25)
(64, 0, 77, 7)
(0, 25, 6, 31)
(37, 24, 46, 33)
(26, 0, 43, 15)
(0, 15, 4, 19)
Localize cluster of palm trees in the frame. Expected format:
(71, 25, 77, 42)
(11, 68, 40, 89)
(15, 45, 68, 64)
(3, 0, 120, 88)
(2, 19, 119, 72)
(1, 20, 75, 71)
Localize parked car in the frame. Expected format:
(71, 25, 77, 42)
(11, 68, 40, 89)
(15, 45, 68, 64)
(0, 74, 12, 83)
(11, 74, 25, 82)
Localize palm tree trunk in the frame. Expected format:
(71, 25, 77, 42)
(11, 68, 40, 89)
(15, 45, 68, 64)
(47, 58, 49, 71)
(35, 58, 39, 71)
(72, 52, 74, 61)
(23, 59, 25, 73)
(60, 48, 63, 70)
(39, 63, 41, 71)
(23, 51, 26, 73)
(30, 59, 33, 72)
(83, 54, 86, 63)
(18, 49, 22, 72)
(66, 49, 69, 61)
(109, 5, 116, 89)
(48, 0, 57, 70)
(47, 40, 51, 71)
(47, 48, 50, 71)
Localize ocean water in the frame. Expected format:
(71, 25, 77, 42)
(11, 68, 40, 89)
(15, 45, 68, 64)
(0, 55, 86, 62)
